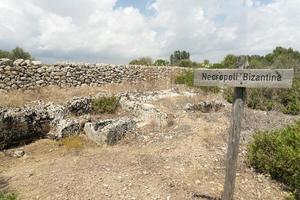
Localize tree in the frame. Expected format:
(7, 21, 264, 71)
(9, 47, 32, 60)
(170, 50, 190, 65)
(153, 59, 169, 66)
(222, 54, 238, 68)
(129, 57, 153, 66)
(203, 59, 209, 65)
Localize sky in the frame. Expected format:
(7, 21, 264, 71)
(0, 0, 300, 64)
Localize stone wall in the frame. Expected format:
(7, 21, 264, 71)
(0, 58, 184, 91)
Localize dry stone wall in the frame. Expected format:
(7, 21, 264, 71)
(0, 58, 184, 91)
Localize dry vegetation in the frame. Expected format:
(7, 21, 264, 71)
(58, 135, 86, 150)
(0, 79, 174, 107)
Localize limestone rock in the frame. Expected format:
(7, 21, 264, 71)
(119, 91, 177, 128)
(55, 119, 81, 139)
(67, 96, 92, 115)
(32, 60, 42, 66)
(84, 117, 136, 145)
(0, 106, 51, 150)
(13, 150, 25, 158)
(22, 60, 31, 66)
(13, 59, 24, 66)
(44, 103, 66, 124)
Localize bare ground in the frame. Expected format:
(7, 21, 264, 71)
(0, 84, 299, 200)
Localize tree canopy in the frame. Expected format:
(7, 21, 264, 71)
(153, 59, 169, 66)
(170, 50, 190, 65)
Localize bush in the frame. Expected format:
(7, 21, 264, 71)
(174, 70, 194, 87)
(0, 47, 32, 61)
(223, 76, 300, 115)
(129, 57, 152, 66)
(91, 96, 119, 114)
(177, 59, 194, 68)
(9, 47, 31, 61)
(0, 50, 9, 59)
(174, 70, 220, 93)
(0, 192, 17, 200)
(247, 121, 300, 199)
(153, 59, 169, 66)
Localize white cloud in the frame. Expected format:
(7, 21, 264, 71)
(150, 0, 239, 60)
(0, 0, 160, 63)
(245, 0, 300, 54)
(0, 0, 299, 63)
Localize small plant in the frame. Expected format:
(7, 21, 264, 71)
(91, 96, 119, 114)
(0, 192, 17, 200)
(247, 121, 300, 199)
(59, 135, 84, 150)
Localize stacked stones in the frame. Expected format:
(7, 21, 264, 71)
(0, 58, 183, 91)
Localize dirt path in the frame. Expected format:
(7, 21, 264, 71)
(0, 89, 298, 200)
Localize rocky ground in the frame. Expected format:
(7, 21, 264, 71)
(0, 84, 298, 200)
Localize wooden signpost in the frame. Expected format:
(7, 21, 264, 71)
(193, 56, 294, 200)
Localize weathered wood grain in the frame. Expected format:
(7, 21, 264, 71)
(194, 68, 294, 88)
(222, 56, 247, 200)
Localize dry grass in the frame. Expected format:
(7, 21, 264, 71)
(0, 80, 173, 107)
(58, 135, 85, 150)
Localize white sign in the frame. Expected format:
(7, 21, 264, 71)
(194, 69, 294, 88)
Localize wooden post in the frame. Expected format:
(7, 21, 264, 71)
(193, 56, 293, 199)
(222, 56, 248, 200)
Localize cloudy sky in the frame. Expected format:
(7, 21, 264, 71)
(0, 0, 299, 64)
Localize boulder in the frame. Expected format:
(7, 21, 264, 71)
(119, 92, 174, 128)
(0, 106, 51, 150)
(84, 117, 136, 145)
(44, 103, 66, 124)
(0, 102, 69, 149)
(67, 96, 92, 115)
(54, 119, 81, 139)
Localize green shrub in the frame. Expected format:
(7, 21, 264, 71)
(174, 70, 194, 87)
(278, 77, 300, 115)
(247, 121, 300, 199)
(91, 96, 119, 114)
(153, 59, 169, 66)
(0, 192, 17, 200)
(174, 70, 220, 93)
(223, 76, 300, 115)
(129, 57, 152, 66)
